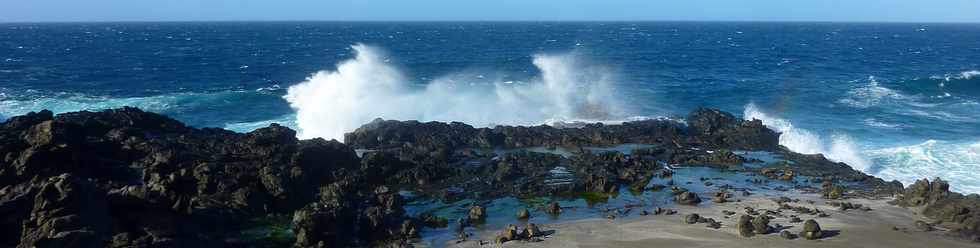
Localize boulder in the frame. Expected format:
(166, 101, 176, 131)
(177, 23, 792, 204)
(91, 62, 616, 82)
(821, 183, 845, 199)
(685, 214, 701, 224)
(737, 215, 755, 237)
(751, 215, 772, 234)
(517, 208, 530, 220)
(468, 205, 487, 223)
(675, 191, 702, 205)
(800, 219, 824, 240)
(495, 224, 519, 243)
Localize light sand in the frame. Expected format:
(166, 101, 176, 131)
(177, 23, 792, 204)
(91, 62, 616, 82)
(448, 194, 976, 248)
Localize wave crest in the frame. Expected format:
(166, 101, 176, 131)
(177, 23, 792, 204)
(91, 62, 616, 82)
(743, 102, 870, 172)
(284, 44, 628, 141)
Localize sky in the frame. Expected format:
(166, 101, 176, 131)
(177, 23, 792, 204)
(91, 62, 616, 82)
(1, 0, 979, 23)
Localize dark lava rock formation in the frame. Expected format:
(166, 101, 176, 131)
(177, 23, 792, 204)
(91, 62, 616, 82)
(892, 178, 980, 240)
(0, 108, 407, 247)
(0, 106, 945, 247)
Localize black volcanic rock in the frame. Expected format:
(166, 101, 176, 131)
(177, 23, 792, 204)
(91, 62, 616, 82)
(687, 107, 779, 150)
(0, 108, 405, 247)
(893, 178, 980, 239)
(344, 107, 778, 151)
(0, 106, 948, 247)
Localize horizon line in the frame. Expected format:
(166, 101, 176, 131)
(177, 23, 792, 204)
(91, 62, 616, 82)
(2, 19, 979, 25)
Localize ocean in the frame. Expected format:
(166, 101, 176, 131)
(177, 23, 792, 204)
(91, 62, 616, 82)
(1, 22, 978, 193)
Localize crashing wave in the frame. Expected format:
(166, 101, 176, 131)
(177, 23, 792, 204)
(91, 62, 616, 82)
(867, 140, 980, 193)
(743, 102, 870, 172)
(284, 44, 630, 141)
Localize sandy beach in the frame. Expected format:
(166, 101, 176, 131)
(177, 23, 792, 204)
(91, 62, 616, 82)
(450, 193, 976, 248)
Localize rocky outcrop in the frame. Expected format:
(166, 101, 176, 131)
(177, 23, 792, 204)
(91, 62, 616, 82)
(17, 174, 110, 248)
(893, 178, 980, 240)
(687, 108, 778, 150)
(345, 108, 778, 151)
(0, 108, 400, 247)
(0, 106, 937, 247)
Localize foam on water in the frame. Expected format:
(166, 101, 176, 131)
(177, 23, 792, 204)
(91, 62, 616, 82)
(284, 44, 629, 141)
(867, 140, 980, 193)
(838, 76, 914, 109)
(0, 92, 187, 117)
(224, 114, 298, 133)
(743, 102, 870, 172)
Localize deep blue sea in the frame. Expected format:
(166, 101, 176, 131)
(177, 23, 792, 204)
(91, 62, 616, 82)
(1, 22, 978, 193)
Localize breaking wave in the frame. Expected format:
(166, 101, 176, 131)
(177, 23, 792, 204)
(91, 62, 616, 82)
(867, 140, 980, 193)
(743, 102, 870, 172)
(284, 44, 629, 141)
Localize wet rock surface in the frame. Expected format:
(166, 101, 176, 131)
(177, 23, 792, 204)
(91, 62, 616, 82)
(0, 107, 954, 247)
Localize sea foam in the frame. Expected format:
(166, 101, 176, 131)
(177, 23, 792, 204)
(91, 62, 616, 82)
(867, 140, 980, 193)
(743, 102, 870, 172)
(284, 44, 627, 141)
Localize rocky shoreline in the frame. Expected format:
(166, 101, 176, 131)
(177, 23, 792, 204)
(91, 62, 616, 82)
(0, 107, 977, 247)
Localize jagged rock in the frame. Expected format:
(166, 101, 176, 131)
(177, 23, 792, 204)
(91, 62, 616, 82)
(17, 174, 110, 248)
(686, 108, 779, 150)
(892, 178, 980, 239)
(0, 107, 934, 246)
(800, 219, 824, 240)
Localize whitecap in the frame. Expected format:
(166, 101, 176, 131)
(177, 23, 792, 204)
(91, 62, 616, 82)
(837, 76, 911, 108)
(744, 103, 870, 172)
(284, 44, 631, 141)
(862, 118, 902, 129)
(867, 140, 980, 193)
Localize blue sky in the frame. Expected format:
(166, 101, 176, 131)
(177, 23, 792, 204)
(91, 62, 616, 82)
(2, 0, 979, 23)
